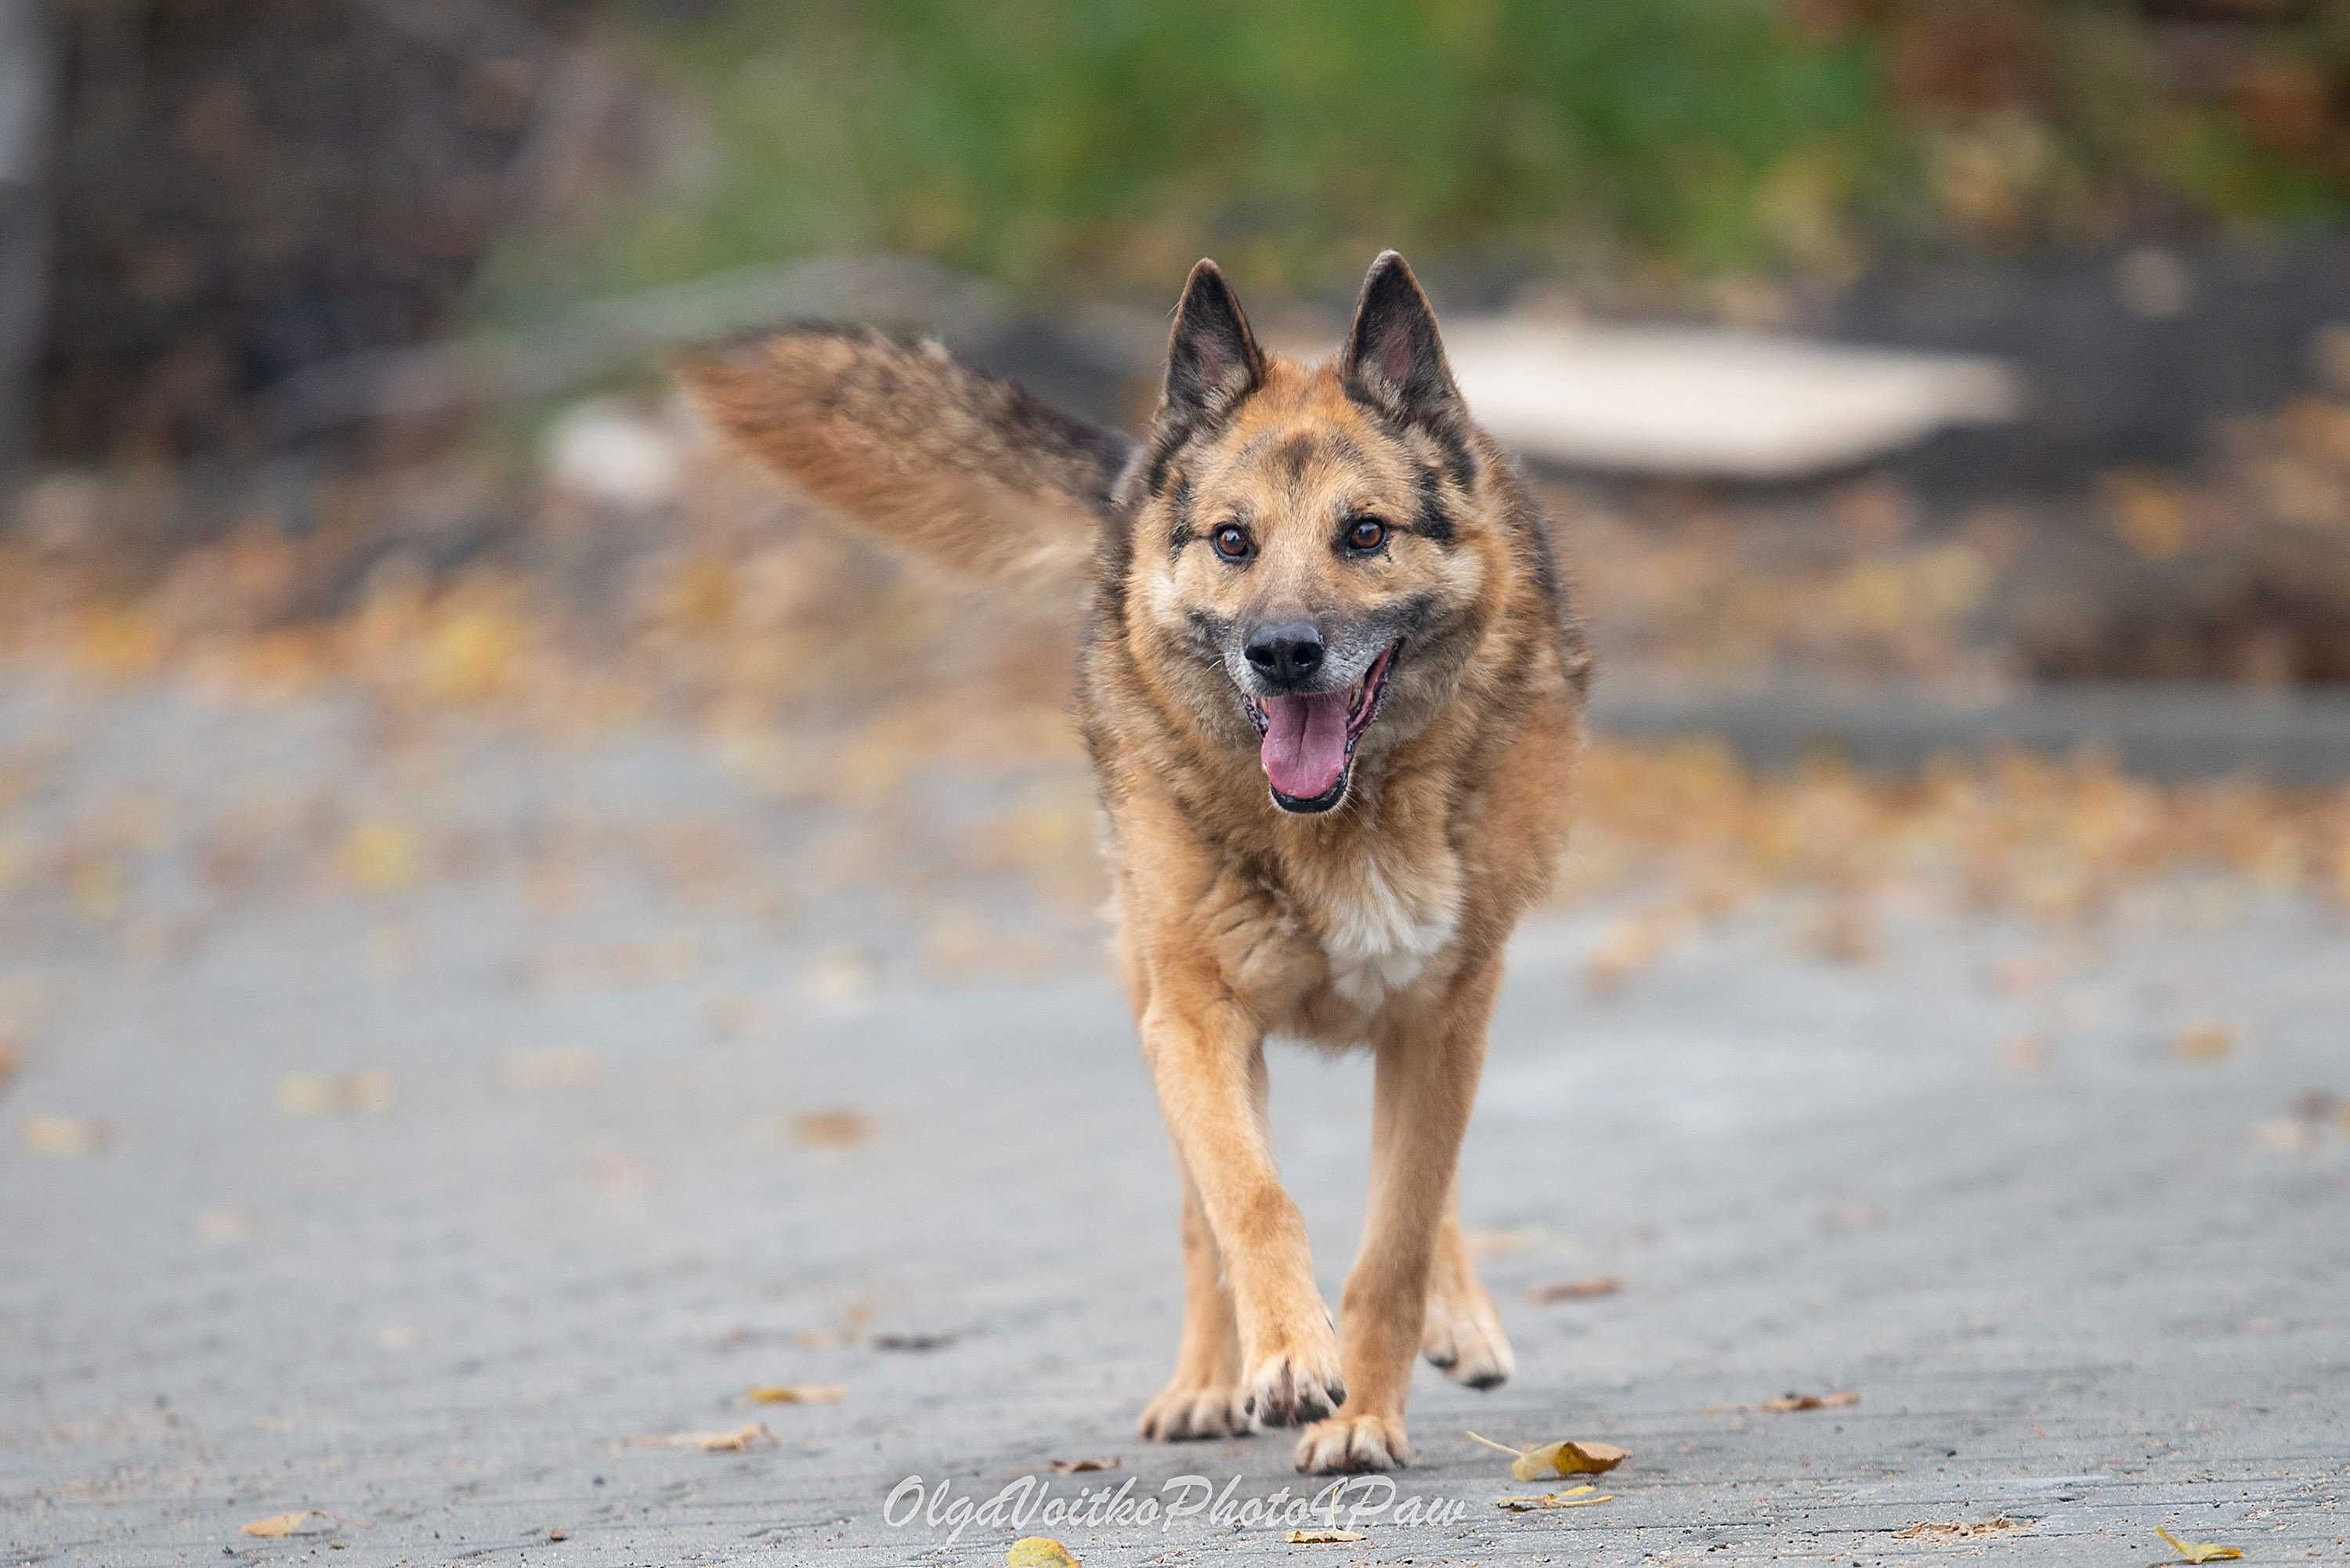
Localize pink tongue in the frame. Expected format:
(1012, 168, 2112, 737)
(1259, 690, 1351, 800)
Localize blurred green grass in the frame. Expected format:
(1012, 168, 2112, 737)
(479, 0, 2348, 315)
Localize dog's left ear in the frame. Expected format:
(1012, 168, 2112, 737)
(1340, 251, 1463, 424)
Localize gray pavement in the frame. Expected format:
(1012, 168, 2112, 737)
(2, 674, 2346, 1567)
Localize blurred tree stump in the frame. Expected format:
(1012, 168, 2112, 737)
(32, 0, 634, 479)
(0, 0, 52, 515)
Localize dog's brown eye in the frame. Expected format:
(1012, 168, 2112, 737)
(1346, 517, 1388, 553)
(1211, 524, 1253, 562)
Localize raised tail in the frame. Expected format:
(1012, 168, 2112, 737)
(678, 326, 1137, 592)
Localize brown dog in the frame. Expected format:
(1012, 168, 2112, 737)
(681, 253, 1588, 1473)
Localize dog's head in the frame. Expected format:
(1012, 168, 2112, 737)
(1123, 253, 1502, 815)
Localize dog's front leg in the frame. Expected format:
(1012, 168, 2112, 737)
(1136, 1156, 1249, 1440)
(1294, 958, 1502, 1473)
(1140, 977, 1346, 1430)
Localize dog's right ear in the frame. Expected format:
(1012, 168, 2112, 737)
(1162, 259, 1265, 424)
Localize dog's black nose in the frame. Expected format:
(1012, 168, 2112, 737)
(1244, 622, 1325, 687)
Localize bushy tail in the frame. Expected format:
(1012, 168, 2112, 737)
(678, 327, 1136, 591)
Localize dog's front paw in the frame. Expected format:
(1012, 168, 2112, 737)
(1421, 1281, 1514, 1390)
(1240, 1339, 1347, 1428)
(1137, 1379, 1253, 1442)
(1292, 1410, 1411, 1473)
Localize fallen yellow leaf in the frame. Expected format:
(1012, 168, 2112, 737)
(276, 1070, 393, 1118)
(342, 822, 418, 890)
(1285, 1527, 1367, 1544)
(1466, 1430, 1629, 1480)
(2176, 1022, 2238, 1062)
(1759, 1390, 1859, 1412)
(627, 1422, 775, 1452)
(1528, 1274, 1625, 1303)
(239, 1512, 316, 1537)
(1499, 1486, 1611, 1511)
(22, 1115, 113, 1157)
(1895, 1518, 2023, 1541)
(743, 1383, 845, 1405)
(789, 1108, 873, 1147)
(1007, 1538, 1082, 1567)
(2156, 1526, 2243, 1564)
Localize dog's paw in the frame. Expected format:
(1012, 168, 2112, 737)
(1421, 1283, 1514, 1390)
(1292, 1411, 1411, 1473)
(1138, 1378, 1253, 1441)
(1239, 1342, 1347, 1428)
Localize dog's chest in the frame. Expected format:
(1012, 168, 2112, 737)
(1307, 850, 1461, 1008)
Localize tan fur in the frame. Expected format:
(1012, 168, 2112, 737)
(680, 255, 1587, 1474)
(680, 327, 1131, 592)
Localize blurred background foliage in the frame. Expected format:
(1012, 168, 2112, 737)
(29, 0, 2350, 461)
(9, 0, 2350, 697)
(486, 0, 2350, 315)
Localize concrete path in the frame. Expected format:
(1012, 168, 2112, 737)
(3, 675, 2345, 1566)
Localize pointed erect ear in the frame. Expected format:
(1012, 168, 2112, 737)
(1340, 251, 1462, 421)
(1162, 259, 1265, 422)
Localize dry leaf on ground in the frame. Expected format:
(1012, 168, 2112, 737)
(2156, 1526, 2243, 1564)
(1466, 1430, 1629, 1480)
(341, 822, 418, 889)
(1007, 1538, 1082, 1567)
(21, 1115, 113, 1156)
(276, 1069, 392, 1118)
(1047, 1457, 1118, 1472)
(1528, 1274, 1625, 1303)
(1285, 1526, 1368, 1544)
(788, 1109, 873, 1147)
(1499, 1484, 1611, 1511)
(1895, 1517, 2024, 1541)
(239, 1512, 318, 1537)
(627, 1422, 775, 1452)
(1760, 1390, 1860, 1412)
(2176, 1023, 2239, 1062)
(743, 1383, 844, 1405)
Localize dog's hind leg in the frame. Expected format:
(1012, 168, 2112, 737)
(1137, 1158, 1251, 1440)
(1419, 1187, 1514, 1389)
(1293, 957, 1502, 1474)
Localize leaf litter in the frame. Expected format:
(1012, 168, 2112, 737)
(239, 1512, 324, 1537)
(1528, 1274, 1625, 1303)
(1706, 1389, 1862, 1414)
(1762, 1389, 1860, 1412)
(1894, 1516, 2026, 1541)
(1466, 1429, 1629, 1480)
(626, 1421, 775, 1452)
(1499, 1483, 1611, 1511)
(2156, 1526, 2243, 1564)
(1285, 1494, 1369, 1544)
(742, 1383, 844, 1405)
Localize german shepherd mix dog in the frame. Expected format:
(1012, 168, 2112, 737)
(681, 253, 1589, 1474)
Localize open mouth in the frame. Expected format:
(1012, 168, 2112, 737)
(1242, 643, 1398, 814)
